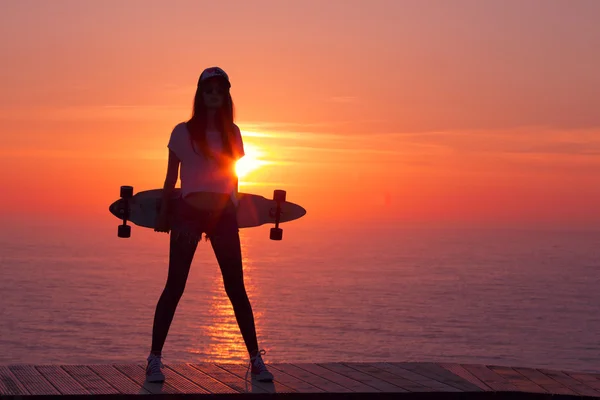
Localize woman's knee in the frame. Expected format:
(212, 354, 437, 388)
(164, 242, 195, 301)
(222, 276, 249, 303)
(162, 280, 187, 301)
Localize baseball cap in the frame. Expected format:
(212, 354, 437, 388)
(198, 66, 231, 88)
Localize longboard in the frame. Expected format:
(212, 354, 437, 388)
(109, 186, 306, 240)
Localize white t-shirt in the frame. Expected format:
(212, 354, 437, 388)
(167, 122, 244, 198)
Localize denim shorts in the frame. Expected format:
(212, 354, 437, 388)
(170, 196, 239, 243)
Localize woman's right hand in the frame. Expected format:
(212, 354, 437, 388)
(154, 211, 170, 233)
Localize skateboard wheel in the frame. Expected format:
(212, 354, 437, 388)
(270, 227, 283, 241)
(118, 224, 131, 238)
(120, 186, 134, 198)
(273, 189, 286, 202)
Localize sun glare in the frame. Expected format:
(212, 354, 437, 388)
(235, 142, 265, 179)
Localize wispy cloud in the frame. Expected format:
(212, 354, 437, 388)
(240, 125, 600, 177)
(0, 147, 162, 161)
(0, 104, 188, 121)
(396, 127, 600, 157)
(239, 181, 307, 188)
(239, 119, 387, 135)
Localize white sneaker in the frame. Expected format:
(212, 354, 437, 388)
(249, 350, 274, 382)
(146, 353, 165, 382)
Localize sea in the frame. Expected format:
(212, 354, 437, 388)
(1, 219, 599, 373)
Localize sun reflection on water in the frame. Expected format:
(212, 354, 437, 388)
(188, 235, 257, 363)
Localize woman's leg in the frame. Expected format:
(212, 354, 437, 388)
(150, 232, 198, 354)
(210, 229, 259, 355)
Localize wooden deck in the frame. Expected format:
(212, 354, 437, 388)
(1, 362, 599, 399)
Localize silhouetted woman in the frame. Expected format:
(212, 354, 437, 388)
(146, 67, 273, 383)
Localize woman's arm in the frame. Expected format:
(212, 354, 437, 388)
(233, 125, 245, 202)
(159, 149, 180, 214)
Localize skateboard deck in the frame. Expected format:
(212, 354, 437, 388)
(109, 186, 306, 240)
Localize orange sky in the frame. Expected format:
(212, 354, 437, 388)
(1, 1, 600, 229)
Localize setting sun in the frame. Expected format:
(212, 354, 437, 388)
(235, 142, 266, 179)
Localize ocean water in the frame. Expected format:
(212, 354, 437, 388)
(1, 219, 599, 373)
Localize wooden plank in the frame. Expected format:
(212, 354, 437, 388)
(269, 363, 352, 393)
(2, 362, 598, 398)
(151, 364, 209, 394)
(190, 363, 269, 394)
(35, 366, 88, 395)
(8, 365, 59, 395)
(459, 364, 519, 392)
(393, 362, 481, 392)
(487, 366, 547, 393)
(0, 366, 29, 396)
(113, 364, 179, 395)
(371, 362, 462, 392)
(167, 364, 238, 394)
(567, 372, 600, 392)
(440, 363, 492, 391)
(292, 363, 378, 392)
(88, 365, 150, 395)
(538, 369, 600, 397)
(236, 364, 324, 393)
(61, 365, 119, 395)
(216, 363, 294, 393)
(514, 367, 577, 395)
(347, 363, 433, 392)
(319, 362, 408, 392)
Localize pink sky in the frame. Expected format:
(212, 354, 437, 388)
(1, 0, 599, 229)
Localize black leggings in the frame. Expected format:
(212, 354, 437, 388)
(150, 229, 259, 356)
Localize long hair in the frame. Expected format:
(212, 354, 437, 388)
(186, 84, 237, 167)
